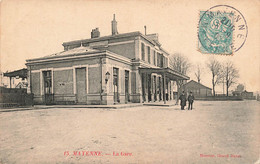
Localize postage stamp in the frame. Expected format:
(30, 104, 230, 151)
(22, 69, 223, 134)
(198, 5, 248, 55)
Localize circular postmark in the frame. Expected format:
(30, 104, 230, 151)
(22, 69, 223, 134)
(198, 5, 248, 55)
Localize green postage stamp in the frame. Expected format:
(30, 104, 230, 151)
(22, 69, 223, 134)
(198, 5, 248, 55)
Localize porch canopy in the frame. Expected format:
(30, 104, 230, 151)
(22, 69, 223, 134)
(3, 68, 27, 79)
(3, 68, 27, 88)
(139, 67, 189, 104)
(139, 67, 189, 80)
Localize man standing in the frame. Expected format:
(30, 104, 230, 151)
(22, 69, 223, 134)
(188, 91, 195, 110)
(179, 91, 187, 110)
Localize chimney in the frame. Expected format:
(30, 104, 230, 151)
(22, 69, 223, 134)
(144, 26, 147, 35)
(111, 14, 118, 35)
(91, 28, 100, 38)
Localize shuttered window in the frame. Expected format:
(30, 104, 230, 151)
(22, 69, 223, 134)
(141, 43, 145, 61)
(147, 46, 151, 63)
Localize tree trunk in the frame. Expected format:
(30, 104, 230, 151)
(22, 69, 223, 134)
(212, 77, 215, 96)
(213, 85, 215, 96)
(226, 83, 229, 96)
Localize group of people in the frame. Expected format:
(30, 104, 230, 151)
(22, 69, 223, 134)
(179, 91, 195, 110)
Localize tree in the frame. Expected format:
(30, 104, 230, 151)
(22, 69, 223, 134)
(206, 58, 223, 96)
(223, 61, 239, 96)
(169, 53, 191, 99)
(169, 53, 191, 75)
(194, 63, 202, 83)
(236, 84, 244, 92)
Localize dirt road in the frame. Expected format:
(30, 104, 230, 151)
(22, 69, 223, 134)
(0, 101, 259, 164)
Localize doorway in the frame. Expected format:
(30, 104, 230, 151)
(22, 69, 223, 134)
(76, 67, 86, 103)
(113, 67, 119, 103)
(125, 70, 130, 103)
(141, 73, 146, 102)
(148, 74, 152, 102)
(158, 77, 162, 101)
(153, 76, 157, 101)
(43, 70, 53, 105)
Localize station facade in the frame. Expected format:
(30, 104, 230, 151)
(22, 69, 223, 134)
(26, 15, 189, 105)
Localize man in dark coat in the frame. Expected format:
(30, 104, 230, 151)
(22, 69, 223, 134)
(188, 91, 195, 110)
(179, 91, 187, 110)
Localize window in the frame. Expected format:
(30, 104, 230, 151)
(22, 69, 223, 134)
(113, 67, 119, 86)
(156, 53, 164, 68)
(153, 51, 156, 66)
(157, 53, 161, 67)
(43, 71, 52, 94)
(160, 54, 164, 68)
(165, 57, 168, 67)
(141, 43, 145, 61)
(147, 46, 150, 63)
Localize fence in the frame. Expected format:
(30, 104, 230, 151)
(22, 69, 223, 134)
(0, 87, 33, 107)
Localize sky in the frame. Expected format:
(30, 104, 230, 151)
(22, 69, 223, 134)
(1, 0, 259, 92)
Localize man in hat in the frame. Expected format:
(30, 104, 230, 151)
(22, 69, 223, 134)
(179, 91, 187, 110)
(188, 91, 195, 110)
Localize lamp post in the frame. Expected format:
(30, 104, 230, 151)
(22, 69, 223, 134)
(105, 72, 110, 84)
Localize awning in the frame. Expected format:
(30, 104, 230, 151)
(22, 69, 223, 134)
(3, 68, 27, 79)
(139, 67, 189, 80)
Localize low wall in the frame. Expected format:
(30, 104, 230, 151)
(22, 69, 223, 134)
(196, 96, 243, 101)
(0, 87, 34, 106)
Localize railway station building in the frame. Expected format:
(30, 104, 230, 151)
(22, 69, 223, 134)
(26, 15, 189, 105)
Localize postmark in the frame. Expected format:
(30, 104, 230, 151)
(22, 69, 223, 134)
(198, 5, 248, 55)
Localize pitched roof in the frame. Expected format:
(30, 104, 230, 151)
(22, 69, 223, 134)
(184, 80, 212, 90)
(27, 31, 170, 63)
(26, 46, 102, 62)
(45, 46, 100, 58)
(139, 67, 189, 80)
(3, 68, 27, 79)
(62, 31, 155, 46)
(62, 31, 170, 55)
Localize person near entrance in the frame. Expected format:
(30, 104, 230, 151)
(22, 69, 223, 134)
(188, 91, 195, 110)
(179, 91, 187, 110)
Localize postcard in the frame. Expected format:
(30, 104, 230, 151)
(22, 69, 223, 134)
(0, 0, 259, 163)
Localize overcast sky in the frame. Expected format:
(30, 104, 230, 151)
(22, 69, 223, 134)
(1, 0, 259, 92)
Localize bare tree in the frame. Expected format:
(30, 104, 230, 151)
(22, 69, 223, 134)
(169, 53, 191, 75)
(194, 63, 202, 83)
(169, 53, 191, 98)
(206, 58, 223, 96)
(223, 61, 239, 96)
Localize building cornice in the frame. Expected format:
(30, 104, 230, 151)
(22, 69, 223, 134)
(26, 50, 105, 63)
(26, 50, 132, 66)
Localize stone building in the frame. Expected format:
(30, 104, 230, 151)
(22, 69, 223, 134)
(26, 15, 189, 105)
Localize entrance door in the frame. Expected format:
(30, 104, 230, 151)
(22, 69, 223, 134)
(125, 70, 130, 103)
(141, 73, 146, 102)
(113, 68, 119, 103)
(153, 76, 157, 101)
(148, 74, 152, 102)
(158, 77, 162, 101)
(76, 67, 86, 103)
(43, 70, 53, 105)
